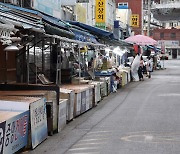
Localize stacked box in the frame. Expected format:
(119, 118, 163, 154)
(46, 91, 58, 131)
(60, 88, 75, 121)
(85, 89, 90, 111)
(99, 81, 107, 97)
(61, 84, 94, 116)
(121, 67, 131, 83)
(74, 92, 81, 117)
(58, 99, 67, 132)
(89, 82, 101, 105)
(89, 88, 93, 109)
(81, 91, 86, 113)
(121, 71, 128, 86)
(0, 96, 48, 149)
(0, 110, 29, 154)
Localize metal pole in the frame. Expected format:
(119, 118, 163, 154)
(147, 0, 151, 36)
(42, 39, 44, 73)
(27, 45, 30, 84)
(34, 38, 37, 84)
(78, 46, 81, 79)
(141, 0, 144, 34)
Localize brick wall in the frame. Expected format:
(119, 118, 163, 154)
(153, 28, 180, 41)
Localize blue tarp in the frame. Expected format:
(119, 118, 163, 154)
(70, 27, 98, 43)
(67, 21, 116, 40)
(147, 45, 161, 52)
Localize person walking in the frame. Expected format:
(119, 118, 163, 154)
(146, 56, 152, 78)
(138, 56, 144, 81)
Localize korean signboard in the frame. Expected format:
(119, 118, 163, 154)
(95, 0, 106, 25)
(0, 111, 29, 154)
(131, 14, 139, 27)
(30, 98, 47, 149)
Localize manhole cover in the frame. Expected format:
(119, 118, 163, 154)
(121, 131, 180, 144)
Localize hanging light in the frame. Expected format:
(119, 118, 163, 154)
(4, 45, 19, 52)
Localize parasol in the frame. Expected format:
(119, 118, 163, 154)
(125, 35, 157, 45)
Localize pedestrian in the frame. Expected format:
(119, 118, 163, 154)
(138, 56, 144, 81)
(146, 56, 152, 78)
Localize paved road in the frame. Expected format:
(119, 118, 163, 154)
(29, 59, 180, 154)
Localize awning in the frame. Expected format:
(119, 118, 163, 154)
(0, 2, 74, 38)
(0, 3, 45, 33)
(70, 25, 99, 43)
(67, 21, 132, 47)
(67, 21, 116, 40)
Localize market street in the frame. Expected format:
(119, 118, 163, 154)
(28, 59, 180, 154)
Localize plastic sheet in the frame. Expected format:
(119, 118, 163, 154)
(131, 54, 141, 81)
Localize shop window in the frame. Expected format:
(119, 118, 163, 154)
(118, 2, 128, 9)
(160, 32, 164, 39)
(171, 33, 176, 39)
(178, 50, 180, 56)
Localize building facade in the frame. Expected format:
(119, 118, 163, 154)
(153, 28, 180, 59)
(116, 0, 143, 35)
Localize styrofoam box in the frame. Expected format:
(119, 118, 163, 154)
(74, 93, 81, 117)
(60, 88, 75, 121)
(58, 99, 67, 132)
(81, 91, 86, 113)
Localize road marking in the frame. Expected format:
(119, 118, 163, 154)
(158, 93, 180, 97)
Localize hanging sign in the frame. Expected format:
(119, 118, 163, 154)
(95, 0, 106, 23)
(131, 14, 139, 27)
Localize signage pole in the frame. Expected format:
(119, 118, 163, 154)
(147, 0, 151, 36)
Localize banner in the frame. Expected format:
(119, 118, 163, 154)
(30, 98, 47, 149)
(131, 14, 139, 27)
(95, 0, 106, 23)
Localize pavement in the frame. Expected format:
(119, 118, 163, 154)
(28, 59, 180, 154)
